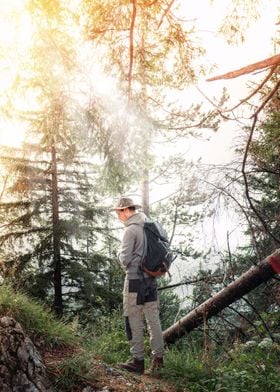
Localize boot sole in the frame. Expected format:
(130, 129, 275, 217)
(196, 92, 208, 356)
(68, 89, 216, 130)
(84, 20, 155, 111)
(119, 365, 144, 375)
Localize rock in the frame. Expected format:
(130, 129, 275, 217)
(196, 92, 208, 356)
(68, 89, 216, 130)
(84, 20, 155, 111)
(244, 340, 257, 348)
(258, 337, 273, 349)
(0, 316, 54, 391)
(272, 333, 280, 343)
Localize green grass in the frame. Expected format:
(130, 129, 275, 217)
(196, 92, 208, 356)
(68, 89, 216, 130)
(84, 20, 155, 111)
(157, 347, 217, 392)
(0, 284, 78, 347)
(53, 350, 97, 391)
(84, 309, 131, 363)
(1, 285, 279, 392)
(88, 311, 280, 392)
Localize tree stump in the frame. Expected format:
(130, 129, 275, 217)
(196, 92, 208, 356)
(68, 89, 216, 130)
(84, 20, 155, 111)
(0, 316, 54, 391)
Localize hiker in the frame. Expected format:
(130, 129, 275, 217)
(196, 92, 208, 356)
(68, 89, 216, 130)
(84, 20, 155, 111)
(113, 197, 164, 375)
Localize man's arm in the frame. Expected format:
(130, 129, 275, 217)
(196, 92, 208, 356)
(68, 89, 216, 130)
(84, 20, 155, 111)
(118, 228, 136, 269)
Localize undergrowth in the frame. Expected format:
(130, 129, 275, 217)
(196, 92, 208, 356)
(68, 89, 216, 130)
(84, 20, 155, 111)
(0, 284, 78, 346)
(89, 310, 280, 392)
(53, 351, 96, 391)
(1, 286, 280, 392)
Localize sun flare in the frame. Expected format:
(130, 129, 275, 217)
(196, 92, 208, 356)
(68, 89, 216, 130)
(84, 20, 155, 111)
(0, 0, 32, 49)
(0, 121, 26, 148)
(0, 0, 33, 148)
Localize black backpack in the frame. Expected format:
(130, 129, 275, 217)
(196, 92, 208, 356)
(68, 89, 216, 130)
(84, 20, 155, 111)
(141, 219, 174, 278)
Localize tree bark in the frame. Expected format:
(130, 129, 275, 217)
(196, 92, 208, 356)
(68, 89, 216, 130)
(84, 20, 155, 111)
(142, 168, 150, 217)
(51, 143, 63, 317)
(207, 54, 280, 81)
(128, 0, 137, 102)
(163, 250, 280, 344)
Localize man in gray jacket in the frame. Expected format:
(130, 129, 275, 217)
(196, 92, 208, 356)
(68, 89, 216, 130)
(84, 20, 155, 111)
(113, 197, 164, 375)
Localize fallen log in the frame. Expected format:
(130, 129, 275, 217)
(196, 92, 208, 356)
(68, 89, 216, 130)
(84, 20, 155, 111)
(163, 250, 280, 344)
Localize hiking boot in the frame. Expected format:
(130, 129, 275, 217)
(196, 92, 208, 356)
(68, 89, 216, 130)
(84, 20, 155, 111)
(118, 358, 144, 375)
(146, 356, 164, 376)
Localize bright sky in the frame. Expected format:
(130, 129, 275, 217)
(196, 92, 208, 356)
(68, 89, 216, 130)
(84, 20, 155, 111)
(0, 0, 278, 150)
(180, 0, 278, 70)
(0, 0, 32, 147)
(172, 0, 279, 165)
(0, 0, 277, 284)
(151, 0, 279, 268)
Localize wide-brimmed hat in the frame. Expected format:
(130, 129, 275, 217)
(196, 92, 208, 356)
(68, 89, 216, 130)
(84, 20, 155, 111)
(113, 197, 142, 211)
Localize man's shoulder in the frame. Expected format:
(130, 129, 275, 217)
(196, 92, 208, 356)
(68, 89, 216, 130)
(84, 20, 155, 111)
(125, 212, 146, 227)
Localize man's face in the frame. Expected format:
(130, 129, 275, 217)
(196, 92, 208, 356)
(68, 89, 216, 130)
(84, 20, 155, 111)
(115, 208, 128, 222)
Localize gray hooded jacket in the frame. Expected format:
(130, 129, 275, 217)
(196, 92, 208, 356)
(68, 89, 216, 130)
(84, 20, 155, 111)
(118, 212, 149, 280)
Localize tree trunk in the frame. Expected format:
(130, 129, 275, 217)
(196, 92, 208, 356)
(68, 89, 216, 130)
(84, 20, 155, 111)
(142, 168, 150, 217)
(51, 143, 63, 317)
(163, 251, 280, 344)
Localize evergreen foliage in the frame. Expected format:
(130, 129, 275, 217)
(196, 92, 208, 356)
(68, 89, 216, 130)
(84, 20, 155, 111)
(0, 1, 278, 389)
(0, 1, 126, 318)
(248, 110, 280, 250)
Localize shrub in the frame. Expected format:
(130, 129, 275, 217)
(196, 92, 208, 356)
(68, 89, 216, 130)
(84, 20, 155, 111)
(215, 344, 280, 392)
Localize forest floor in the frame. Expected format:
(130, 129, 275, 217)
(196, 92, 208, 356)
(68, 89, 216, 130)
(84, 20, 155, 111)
(43, 346, 179, 392)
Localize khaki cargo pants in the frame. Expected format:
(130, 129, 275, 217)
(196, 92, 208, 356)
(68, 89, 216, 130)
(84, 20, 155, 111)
(123, 277, 164, 361)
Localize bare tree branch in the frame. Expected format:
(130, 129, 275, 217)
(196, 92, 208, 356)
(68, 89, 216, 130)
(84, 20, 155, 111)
(158, 275, 222, 291)
(216, 313, 248, 339)
(227, 305, 262, 338)
(201, 178, 262, 261)
(242, 296, 274, 341)
(206, 54, 280, 81)
(158, 0, 175, 29)
(196, 86, 236, 121)
(252, 79, 280, 118)
(223, 65, 278, 113)
(197, 327, 233, 359)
